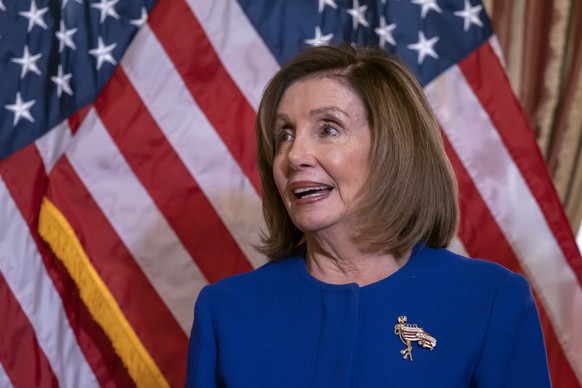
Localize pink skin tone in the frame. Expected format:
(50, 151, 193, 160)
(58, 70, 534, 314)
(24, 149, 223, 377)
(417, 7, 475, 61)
(273, 76, 371, 237)
(273, 76, 408, 285)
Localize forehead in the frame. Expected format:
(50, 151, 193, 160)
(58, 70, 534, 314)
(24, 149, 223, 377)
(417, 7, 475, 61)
(276, 76, 365, 117)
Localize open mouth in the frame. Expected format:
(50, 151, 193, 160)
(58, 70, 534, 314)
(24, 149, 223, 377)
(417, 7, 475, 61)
(293, 186, 332, 200)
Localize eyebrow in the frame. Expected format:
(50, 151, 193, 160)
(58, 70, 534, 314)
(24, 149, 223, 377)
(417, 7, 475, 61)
(275, 106, 349, 122)
(309, 106, 349, 118)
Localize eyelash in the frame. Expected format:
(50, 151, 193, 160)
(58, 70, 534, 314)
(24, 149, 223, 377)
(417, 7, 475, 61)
(275, 128, 294, 144)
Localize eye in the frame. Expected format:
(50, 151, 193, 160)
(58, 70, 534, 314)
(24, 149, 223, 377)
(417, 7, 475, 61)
(320, 122, 340, 137)
(279, 131, 294, 142)
(274, 127, 294, 147)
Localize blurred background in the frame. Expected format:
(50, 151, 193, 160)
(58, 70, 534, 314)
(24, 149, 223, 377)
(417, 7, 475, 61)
(484, 0, 582, 241)
(0, 0, 581, 387)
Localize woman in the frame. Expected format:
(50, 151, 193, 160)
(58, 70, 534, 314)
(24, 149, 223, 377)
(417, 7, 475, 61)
(186, 44, 550, 387)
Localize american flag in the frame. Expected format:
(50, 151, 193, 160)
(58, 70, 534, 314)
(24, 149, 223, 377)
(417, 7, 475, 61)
(0, 0, 581, 386)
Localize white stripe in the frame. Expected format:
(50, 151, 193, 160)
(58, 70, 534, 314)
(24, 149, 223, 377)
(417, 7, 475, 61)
(185, 0, 474, 274)
(35, 121, 73, 174)
(65, 109, 206, 334)
(186, 0, 280, 110)
(448, 236, 469, 257)
(0, 177, 98, 388)
(122, 24, 267, 270)
(489, 36, 505, 70)
(0, 361, 14, 388)
(425, 64, 582, 382)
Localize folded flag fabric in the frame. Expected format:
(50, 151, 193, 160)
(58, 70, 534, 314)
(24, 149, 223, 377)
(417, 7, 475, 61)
(0, 0, 580, 386)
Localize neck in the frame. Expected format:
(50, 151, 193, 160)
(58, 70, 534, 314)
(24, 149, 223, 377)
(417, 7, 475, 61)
(304, 233, 410, 287)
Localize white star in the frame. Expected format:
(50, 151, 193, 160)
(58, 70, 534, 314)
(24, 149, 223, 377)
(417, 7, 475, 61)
(375, 16, 396, 47)
(19, 0, 49, 32)
(407, 31, 439, 64)
(0, 0, 6, 11)
(55, 20, 78, 52)
(62, 0, 83, 8)
(130, 7, 148, 27)
(318, 0, 337, 13)
(4, 93, 36, 126)
(89, 36, 117, 70)
(305, 26, 334, 47)
(91, 0, 120, 23)
(11, 46, 42, 78)
(454, 0, 484, 31)
(346, 0, 369, 30)
(411, 0, 442, 19)
(51, 65, 74, 97)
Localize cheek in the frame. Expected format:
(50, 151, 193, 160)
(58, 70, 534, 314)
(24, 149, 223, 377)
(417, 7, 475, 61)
(272, 156, 287, 197)
(341, 145, 371, 188)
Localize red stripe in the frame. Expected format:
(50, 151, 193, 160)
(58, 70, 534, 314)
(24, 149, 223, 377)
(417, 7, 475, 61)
(68, 105, 92, 135)
(68, 105, 91, 135)
(442, 133, 520, 273)
(147, 0, 262, 194)
(46, 157, 188, 387)
(0, 144, 133, 387)
(95, 67, 253, 282)
(457, 42, 582, 286)
(0, 271, 58, 387)
(539, 311, 581, 388)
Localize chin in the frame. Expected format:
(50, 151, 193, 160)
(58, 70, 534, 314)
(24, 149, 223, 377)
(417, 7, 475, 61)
(291, 216, 339, 235)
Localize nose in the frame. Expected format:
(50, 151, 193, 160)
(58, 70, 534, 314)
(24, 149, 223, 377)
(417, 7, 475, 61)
(287, 132, 316, 170)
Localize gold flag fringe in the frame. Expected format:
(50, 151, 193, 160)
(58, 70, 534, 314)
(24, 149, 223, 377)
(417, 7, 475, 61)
(39, 197, 170, 388)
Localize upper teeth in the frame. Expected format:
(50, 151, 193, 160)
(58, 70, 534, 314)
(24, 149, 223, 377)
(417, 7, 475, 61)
(293, 186, 329, 194)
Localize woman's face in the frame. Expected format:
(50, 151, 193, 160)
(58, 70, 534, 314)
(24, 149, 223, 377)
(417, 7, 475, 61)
(273, 76, 371, 237)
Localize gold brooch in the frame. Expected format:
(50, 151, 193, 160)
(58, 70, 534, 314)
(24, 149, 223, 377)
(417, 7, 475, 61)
(393, 316, 436, 361)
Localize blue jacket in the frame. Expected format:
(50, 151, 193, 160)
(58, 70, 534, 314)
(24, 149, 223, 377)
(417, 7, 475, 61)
(186, 245, 551, 387)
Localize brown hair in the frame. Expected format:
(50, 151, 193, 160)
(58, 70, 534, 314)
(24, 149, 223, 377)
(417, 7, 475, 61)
(256, 44, 458, 260)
